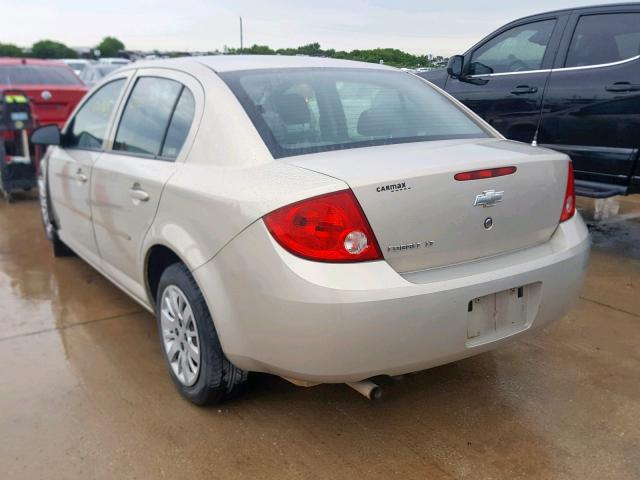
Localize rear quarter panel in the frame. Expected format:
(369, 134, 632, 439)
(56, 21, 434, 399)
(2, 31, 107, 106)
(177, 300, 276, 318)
(142, 68, 346, 273)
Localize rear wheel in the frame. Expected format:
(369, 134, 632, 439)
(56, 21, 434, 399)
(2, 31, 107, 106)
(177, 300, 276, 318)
(156, 263, 248, 405)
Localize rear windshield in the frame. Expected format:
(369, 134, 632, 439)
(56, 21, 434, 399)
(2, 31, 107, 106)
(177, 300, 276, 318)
(220, 68, 489, 159)
(0, 65, 82, 86)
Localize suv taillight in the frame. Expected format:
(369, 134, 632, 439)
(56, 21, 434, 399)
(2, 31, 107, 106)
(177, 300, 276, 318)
(560, 162, 576, 223)
(263, 189, 382, 262)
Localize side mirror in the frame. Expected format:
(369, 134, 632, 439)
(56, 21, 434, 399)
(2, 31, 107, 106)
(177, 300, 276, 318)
(447, 55, 465, 78)
(30, 124, 61, 146)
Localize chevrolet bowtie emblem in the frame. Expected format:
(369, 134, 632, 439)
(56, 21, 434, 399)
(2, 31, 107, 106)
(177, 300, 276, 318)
(474, 189, 504, 207)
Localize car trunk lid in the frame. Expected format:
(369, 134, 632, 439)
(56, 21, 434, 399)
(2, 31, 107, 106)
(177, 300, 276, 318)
(284, 138, 569, 273)
(16, 85, 87, 128)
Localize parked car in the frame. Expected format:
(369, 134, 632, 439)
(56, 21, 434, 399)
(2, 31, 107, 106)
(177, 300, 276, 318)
(79, 63, 121, 87)
(419, 3, 640, 198)
(61, 58, 92, 76)
(32, 56, 589, 404)
(98, 57, 131, 66)
(0, 58, 88, 128)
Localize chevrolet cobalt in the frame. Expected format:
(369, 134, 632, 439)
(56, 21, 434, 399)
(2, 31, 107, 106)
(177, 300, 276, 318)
(32, 56, 590, 404)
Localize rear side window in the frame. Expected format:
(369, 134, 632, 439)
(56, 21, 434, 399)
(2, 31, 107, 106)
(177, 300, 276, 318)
(161, 89, 195, 159)
(220, 68, 488, 159)
(0, 65, 82, 85)
(65, 79, 125, 149)
(565, 13, 640, 68)
(113, 77, 184, 157)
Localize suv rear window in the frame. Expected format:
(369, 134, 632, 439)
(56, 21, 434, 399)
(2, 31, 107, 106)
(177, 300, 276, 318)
(0, 65, 82, 85)
(220, 68, 489, 159)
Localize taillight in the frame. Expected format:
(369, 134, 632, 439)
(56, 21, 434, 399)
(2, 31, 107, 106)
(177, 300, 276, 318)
(263, 189, 382, 262)
(560, 162, 576, 223)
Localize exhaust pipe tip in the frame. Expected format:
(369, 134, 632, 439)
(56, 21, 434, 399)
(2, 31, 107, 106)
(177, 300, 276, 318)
(369, 385, 382, 401)
(347, 380, 382, 400)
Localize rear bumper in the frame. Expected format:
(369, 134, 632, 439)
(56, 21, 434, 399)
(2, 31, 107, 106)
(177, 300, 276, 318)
(194, 214, 590, 383)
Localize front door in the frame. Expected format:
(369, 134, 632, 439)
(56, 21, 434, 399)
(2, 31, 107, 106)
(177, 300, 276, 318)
(48, 78, 127, 264)
(91, 71, 198, 301)
(445, 17, 565, 143)
(539, 8, 640, 188)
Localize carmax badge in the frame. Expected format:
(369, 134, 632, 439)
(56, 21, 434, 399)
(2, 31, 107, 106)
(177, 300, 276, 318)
(474, 189, 504, 207)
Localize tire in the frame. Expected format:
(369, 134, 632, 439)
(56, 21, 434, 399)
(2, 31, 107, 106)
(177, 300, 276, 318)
(51, 232, 74, 257)
(38, 164, 74, 257)
(155, 263, 248, 405)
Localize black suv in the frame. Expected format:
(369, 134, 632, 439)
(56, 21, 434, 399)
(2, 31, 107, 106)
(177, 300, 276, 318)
(420, 3, 640, 198)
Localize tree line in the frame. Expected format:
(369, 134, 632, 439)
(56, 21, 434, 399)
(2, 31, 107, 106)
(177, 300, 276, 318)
(0, 37, 125, 59)
(230, 43, 445, 68)
(0, 37, 446, 68)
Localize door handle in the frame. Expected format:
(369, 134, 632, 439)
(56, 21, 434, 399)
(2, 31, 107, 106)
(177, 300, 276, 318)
(605, 82, 640, 92)
(75, 169, 88, 183)
(128, 184, 150, 202)
(510, 85, 538, 95)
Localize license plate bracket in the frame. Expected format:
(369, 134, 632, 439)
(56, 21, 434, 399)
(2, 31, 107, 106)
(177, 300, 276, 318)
(466, 282, 541, 346)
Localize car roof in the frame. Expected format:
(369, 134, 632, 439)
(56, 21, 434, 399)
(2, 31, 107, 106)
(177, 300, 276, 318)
(0, 57, 68, 67)
(127, 55, 395, 73)
(513, 2, 640, 21)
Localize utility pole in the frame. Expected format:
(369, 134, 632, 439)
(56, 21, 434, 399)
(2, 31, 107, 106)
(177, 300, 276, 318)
(239, 16, 243, 51)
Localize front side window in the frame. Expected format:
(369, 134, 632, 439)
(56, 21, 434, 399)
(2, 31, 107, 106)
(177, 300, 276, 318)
(565, 13, 640, 68)
(220, 68, 489, 159)
(65, 79, 125, 149)
(470, 20, 556, 75)
(113, 77, 183, 157)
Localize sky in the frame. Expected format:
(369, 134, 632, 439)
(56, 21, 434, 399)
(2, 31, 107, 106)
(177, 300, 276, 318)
(0, 0, 606, 56)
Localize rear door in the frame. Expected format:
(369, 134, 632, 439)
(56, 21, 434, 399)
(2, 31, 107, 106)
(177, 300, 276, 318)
(538, 7, 640, 190)
(47, 76, 129, 264)
(444, 15, 567, 142)
(91, 69, 200, 300)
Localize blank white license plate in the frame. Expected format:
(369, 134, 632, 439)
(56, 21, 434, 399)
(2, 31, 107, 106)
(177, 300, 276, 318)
(466, 283, 540, 346)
